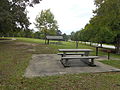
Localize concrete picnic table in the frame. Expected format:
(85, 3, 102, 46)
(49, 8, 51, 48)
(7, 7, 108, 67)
(58, 49, 93, 56)
(58, 49, 96, 67)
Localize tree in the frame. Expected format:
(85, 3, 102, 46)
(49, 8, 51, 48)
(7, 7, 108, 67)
(83, 0, 120, 54)
(34, 31, 42, 39)
(70, 31, 80, 48)
(73, 0, 120, 53)
(62, 33, 69, 41)
(94, 0, 104, 7)
(56, 30, 62, 36)
(93, 0, 120, 53)
(70, 31, 75, 41)
(0, 0, 42, 36)
(35, 9, 59, 39)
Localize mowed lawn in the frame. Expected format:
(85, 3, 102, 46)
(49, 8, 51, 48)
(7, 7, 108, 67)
(0, 37, 120, 90)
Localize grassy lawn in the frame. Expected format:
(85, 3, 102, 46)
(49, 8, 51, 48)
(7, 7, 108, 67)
(100, 60, 120, 69)
(0, 37, 120, 89)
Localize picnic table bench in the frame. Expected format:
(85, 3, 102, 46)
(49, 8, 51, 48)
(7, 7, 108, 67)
(61, 56, 98, 67)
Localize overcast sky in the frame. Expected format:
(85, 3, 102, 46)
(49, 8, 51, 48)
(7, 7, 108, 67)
(27, 0, 96, 35)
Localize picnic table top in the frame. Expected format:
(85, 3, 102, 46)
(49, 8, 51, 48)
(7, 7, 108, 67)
(58, 49, 93, 52)
(61, 56, 99, 59)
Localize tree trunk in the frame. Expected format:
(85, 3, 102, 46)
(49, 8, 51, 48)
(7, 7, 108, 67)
(90, 42, 92, 46)
(76, 41, 79, 48)
(100, 43, 102, 47)
(47, 39, 50, 44)
(115, 38, 120, 54)
(44, 33, 47, 44)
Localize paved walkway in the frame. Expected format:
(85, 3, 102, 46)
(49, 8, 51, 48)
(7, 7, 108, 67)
(82, 42, 115, 49)
(24, 54, 120, 77)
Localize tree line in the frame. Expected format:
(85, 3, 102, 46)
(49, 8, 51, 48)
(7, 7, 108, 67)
(71, 0, 120, 54)
(0, 0, 69, 41)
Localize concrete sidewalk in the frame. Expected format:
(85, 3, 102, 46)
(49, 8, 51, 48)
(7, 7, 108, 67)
(24, 54, 120, 77)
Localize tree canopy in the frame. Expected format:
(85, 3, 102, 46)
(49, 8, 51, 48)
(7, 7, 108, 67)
(0, 0, 42, 36)
(35, 9, 59, 38)
(72, 0, 120, 54)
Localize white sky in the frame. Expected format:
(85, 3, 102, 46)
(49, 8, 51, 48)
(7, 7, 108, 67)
(27, 0, 96, 35)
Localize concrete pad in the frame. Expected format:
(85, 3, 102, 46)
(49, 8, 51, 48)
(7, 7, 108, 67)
(24, 54, 120, 77)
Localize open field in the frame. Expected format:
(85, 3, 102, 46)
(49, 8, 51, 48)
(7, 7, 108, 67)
(0, 37, 120, 89)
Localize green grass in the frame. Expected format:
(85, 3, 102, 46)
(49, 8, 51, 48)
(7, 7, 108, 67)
(0, 37, 120, 89)
(1, 73, 120, 90)
(100, 60, 120, 69)
(1, 37, 120, 58)
(0, 41, 32, 77)
(16, 37, 45, 44)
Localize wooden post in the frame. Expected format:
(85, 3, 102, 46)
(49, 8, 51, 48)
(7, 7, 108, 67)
(96, 46, 99, 56)
(108, 52, 110, 60)
(90, 42, 92, 46)
(47, 39, 50, 44)
(100, 43, 103, 47)
(107, 50, 111, 60)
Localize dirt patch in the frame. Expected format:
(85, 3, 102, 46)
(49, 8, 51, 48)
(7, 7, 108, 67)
(0, 39, 11, 40)
(12, 42, 38, 52)
(14, 42, 38, 46)
(27, 48, 36, 53)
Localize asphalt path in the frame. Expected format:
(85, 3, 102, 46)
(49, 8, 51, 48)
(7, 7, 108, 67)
(82, 42, 115, 49)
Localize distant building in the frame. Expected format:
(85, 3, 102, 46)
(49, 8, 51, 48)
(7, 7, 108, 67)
(45, 36, 63, 44)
